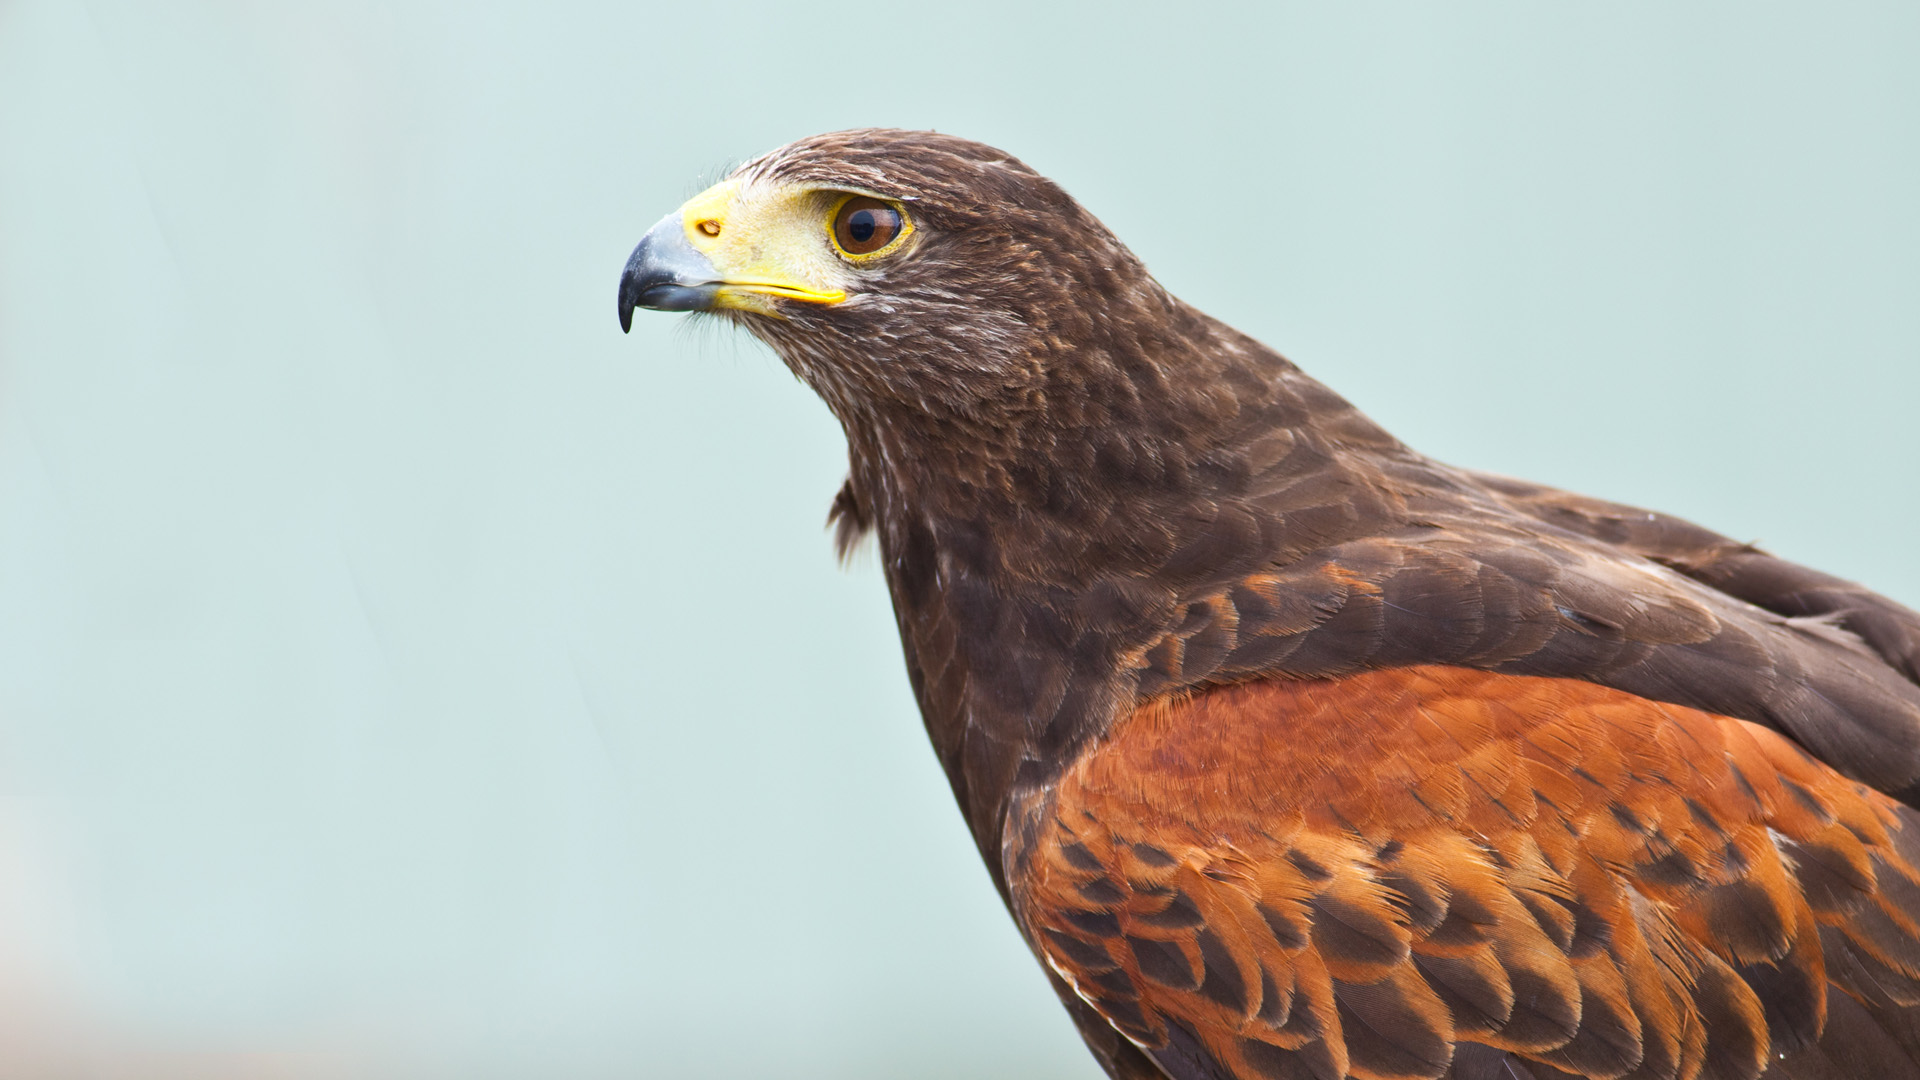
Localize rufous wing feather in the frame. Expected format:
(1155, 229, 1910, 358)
(1013, 667, 1920, 1080)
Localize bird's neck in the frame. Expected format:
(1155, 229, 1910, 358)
(835, 308, 1411, 884)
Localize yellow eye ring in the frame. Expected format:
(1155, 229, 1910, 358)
(827, 194, 912, 261)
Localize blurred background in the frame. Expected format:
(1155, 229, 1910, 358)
(1, 2, 1916, 1076)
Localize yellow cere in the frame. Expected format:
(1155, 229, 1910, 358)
(674, 178, 858, 314)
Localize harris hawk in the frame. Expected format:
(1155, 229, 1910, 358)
(617, 129, 1920, 1080)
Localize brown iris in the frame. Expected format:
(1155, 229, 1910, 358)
(832, 196, 906, 257)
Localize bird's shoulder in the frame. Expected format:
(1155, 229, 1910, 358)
(1111, 454, 1920, 803)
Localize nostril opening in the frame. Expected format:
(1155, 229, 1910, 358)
(696, 219, 721, 237)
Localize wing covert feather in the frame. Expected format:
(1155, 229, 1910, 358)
(1012, 667, 1920, 1080)
(1472, 471, 1920, 686)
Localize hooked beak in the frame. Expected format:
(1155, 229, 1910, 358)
(618, 212, 722, 331)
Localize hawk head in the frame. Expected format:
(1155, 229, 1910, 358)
(618, 129, 1184, 423)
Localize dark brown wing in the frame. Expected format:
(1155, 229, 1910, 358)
(1012, 667, 1920, 1080)
(1471, 470, 1920, 684)
(1112, 451, 1920, 807)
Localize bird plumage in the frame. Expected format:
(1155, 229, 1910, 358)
(1021, 668, 1920, 1080)
(619, 128, 1920, 1079)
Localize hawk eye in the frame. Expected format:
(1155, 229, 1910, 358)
(830, 196, 907, 258)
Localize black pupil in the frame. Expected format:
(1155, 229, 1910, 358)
(849, 210, 877, 243)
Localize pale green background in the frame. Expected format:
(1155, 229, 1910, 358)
(0, 3, 1915, 1077)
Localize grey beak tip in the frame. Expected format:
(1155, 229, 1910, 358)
(616, 214, 723, 329)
